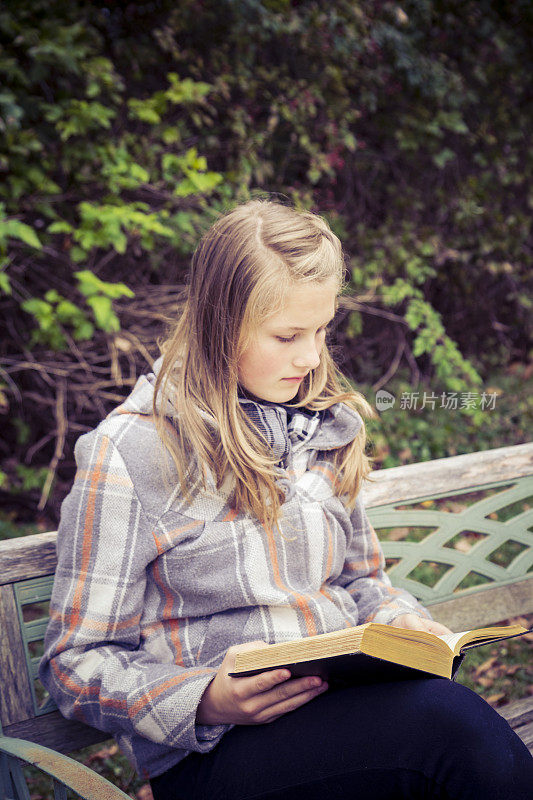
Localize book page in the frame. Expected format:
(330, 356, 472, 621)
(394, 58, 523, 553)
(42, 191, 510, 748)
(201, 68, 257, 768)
(435, 624, 529, 654)
(438, 631, 471, 651)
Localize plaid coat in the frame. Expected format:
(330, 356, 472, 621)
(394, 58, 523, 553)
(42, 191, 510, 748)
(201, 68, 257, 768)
(40, 362, 429, 779)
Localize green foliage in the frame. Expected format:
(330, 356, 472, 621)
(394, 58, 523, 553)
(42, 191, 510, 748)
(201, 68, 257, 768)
(0, 204, 42, 296)
(0, 512, 44, 540)
(0, 464, 50, 503)
(21, 273, 134, 348)
(0, 0, 532, 521)
(2, 0, 531, 366)
(76, 269, 134, 333)
(14, 464, 49, 492)
(0, 0, 224, 350)
(21, 296, 71, 349)
(364, 365, 532, 468)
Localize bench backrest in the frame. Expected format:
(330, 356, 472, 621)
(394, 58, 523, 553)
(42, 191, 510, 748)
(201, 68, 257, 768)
(1, 442, 532, 753)
(365, 442, 533, 630)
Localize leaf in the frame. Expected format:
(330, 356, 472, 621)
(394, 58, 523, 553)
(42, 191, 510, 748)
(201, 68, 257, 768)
(174, 170, 222, 197)
(88, 743, 119, 763)
(75, 270, 102, 297)
(136, 785, 154, 800)
(71, 246, 87, 263)
(0, 271, 11, 295)
(48, 220, 74, 234)
(433, 148, 456, 169)
(73, 319, 94, 341)
(75, 270, 134, 300)
(86, 294, 120, 332)
(128, 97, 163, 124)
(21, 298, 52, 317)
(474, 656, 498, 678)
(486, 693, 506, 706)
(1, 219, 42, 249)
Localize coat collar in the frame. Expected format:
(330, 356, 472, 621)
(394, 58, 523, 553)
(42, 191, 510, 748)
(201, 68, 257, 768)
(110, 356, 362, 454)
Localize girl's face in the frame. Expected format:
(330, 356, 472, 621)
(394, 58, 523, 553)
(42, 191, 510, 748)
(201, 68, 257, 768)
(238, 278, 338, 403)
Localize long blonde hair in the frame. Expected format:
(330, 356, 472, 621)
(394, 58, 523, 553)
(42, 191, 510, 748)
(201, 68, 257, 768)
(153, 199, 374, 528)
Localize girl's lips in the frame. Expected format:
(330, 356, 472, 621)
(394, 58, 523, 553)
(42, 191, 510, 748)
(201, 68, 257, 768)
(282, 376, 304, 381)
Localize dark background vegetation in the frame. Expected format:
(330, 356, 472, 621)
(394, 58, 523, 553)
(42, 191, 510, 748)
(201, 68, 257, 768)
(1, 3, 532, 796)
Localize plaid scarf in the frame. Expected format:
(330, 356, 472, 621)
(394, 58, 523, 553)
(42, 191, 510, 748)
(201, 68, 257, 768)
(238, 394, 323, 467)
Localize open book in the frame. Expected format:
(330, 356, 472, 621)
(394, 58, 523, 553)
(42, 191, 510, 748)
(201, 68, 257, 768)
(229, 622, 530, 683)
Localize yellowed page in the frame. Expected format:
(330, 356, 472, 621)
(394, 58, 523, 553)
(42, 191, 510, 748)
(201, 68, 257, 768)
(437, 624, 528, 655)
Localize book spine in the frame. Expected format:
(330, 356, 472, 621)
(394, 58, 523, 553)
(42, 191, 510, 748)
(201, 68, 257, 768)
(451, 653, 466, 680)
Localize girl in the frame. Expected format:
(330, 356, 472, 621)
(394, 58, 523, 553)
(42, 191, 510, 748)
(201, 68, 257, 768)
(40, 200, 532, 799)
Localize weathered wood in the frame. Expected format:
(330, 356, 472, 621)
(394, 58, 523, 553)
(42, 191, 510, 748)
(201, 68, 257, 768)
(498, 696, 533, 753)
(429, 578, 533, 630)
(363, 442, 533, 508)
(0, 585, 33, 727)
(499, 695, 533, 729)
(513, 722, 533, 754)
(0, 531, 57, 586)
(3, 713, 107, 754)
(0, 735, 131, 798)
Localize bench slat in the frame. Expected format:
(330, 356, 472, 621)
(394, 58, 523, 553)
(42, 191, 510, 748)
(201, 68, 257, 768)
(3, 713, 108, 755)
(364, 442, 533, 508)
(429, 577, 533, 631)
(499, 696, 533, 729)
(0, 585, 34, 727)
(0, 532, 57, 586)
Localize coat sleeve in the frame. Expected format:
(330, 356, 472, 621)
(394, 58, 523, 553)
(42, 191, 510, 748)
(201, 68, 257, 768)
(333, 494, 431, 625)
(39, 428, 230, 754)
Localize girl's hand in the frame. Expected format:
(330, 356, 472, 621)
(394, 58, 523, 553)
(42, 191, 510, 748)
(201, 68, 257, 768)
(390, 613, 453, 636)
(196, 640, 328, 726)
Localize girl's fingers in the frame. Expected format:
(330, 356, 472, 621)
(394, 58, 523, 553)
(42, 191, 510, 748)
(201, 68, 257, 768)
(229, 668, 291, 701)
(425, 620, 453, 635)
(248, 673, 327, 714)
(248, 669, 323, 703)
(251, 668, 292, 694)
(254, 679, 329, 723)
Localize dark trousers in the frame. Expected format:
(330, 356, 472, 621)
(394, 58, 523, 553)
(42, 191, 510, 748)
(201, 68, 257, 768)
(150, 678, 533, 800)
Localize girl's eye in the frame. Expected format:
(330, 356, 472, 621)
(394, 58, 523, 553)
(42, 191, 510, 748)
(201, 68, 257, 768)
(276, 326, 329, 343)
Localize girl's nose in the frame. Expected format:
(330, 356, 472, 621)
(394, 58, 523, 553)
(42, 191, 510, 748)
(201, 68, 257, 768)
(293, 341, 321, 370)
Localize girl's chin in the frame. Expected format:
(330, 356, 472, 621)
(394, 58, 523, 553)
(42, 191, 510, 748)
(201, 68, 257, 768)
(239, 380, 301, 403)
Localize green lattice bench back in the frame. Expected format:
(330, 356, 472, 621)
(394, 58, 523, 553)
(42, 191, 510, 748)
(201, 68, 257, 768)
(369, 477, 532, 618)
(365, 443, 533, 630)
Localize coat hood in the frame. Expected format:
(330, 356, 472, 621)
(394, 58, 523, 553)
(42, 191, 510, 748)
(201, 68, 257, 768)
(108, 357, 363, 457)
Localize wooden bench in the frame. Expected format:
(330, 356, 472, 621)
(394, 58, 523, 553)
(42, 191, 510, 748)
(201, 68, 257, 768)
(1, 442, 532, 799)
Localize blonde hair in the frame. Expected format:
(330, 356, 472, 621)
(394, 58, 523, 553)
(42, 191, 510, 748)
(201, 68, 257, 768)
(153, 199, 375, 529)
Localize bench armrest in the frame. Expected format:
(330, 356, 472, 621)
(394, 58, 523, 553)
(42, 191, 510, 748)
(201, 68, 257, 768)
(0, 735, 132, 800)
